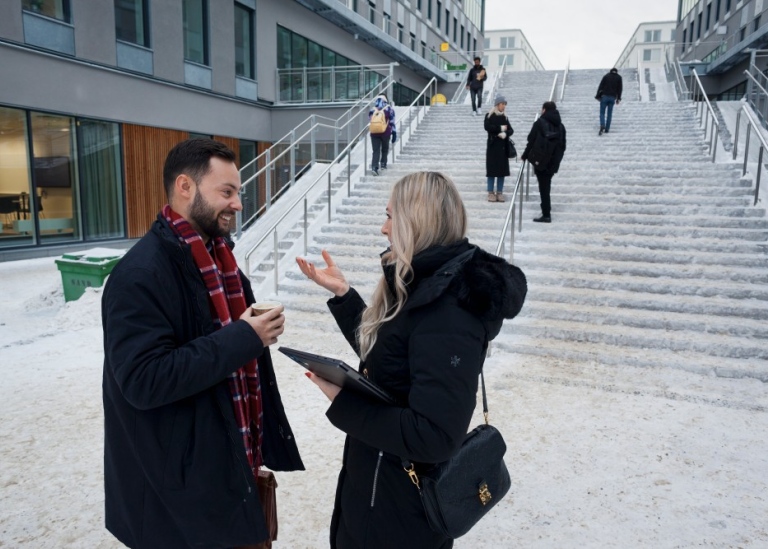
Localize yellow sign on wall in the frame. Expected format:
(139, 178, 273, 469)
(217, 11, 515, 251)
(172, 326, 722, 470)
(440, 42, 449, 52)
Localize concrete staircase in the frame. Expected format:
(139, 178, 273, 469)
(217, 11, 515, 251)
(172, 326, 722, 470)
(247, 67, 768, 383)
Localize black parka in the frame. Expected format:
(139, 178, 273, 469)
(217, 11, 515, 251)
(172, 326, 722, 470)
(522, 108, 567, 175)
(324, 240, 527, 548)
(484, 112, 513, 178)
(102, 215, 304, 549)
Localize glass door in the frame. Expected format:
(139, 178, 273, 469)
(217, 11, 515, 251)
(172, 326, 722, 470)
(0, 106, 34, 248)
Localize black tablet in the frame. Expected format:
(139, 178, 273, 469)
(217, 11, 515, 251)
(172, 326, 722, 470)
(278, 346, 396, 404)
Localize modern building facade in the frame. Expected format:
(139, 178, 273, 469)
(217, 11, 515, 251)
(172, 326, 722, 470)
(615, 21, 677, 69)
(0, 0, 484, 255)
(481, 29, 544, 73)
(676, 0, 768, 99)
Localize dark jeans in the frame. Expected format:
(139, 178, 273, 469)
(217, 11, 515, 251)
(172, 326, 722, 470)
(600, 95, 616, 130)
(370, 133, 389, 170)
(470, 87, 483, 112)
(535, 170, 553, 216)
(487, 177, 505, 193)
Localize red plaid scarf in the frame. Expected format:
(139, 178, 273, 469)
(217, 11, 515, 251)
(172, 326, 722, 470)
(163, 205, 263, 477)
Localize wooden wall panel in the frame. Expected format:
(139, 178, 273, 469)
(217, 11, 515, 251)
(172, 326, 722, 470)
(122, 125, 188, 238)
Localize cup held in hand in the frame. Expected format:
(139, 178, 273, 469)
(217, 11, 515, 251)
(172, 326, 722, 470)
(252, 301, 282, 316)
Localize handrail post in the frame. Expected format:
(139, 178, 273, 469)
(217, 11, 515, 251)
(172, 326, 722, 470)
(743, 125, 751, 176)
(364, 133, 368, 174)
(302, 67, 307, 103)
(236, 209, 242, 240)
(347, 149, 352, 196)
(711, 119, 718, 162)
(327, 171, 332, 223)
(334, 122, 339, 158)
(756, 146, 764, 206)
(265, 149, 272, 210)
(509, 204, 515, 261)
(303, 197, 308, 256)
(289, 129, 296, 187)
(518, 178, 523, 232)
(733, 110, 741, 160)
(310, 114, 316, 163)
(273, 229, 279, 295)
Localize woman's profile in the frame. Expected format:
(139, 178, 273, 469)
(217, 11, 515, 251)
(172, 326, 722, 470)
(296, 171, 527, 548)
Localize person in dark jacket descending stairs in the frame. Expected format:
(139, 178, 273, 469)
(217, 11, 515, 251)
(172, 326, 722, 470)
(102, 138, 304, 549)
(296, 171, 528, 549)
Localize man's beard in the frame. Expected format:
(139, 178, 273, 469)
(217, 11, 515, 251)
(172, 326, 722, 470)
(189, 190, 232, 240)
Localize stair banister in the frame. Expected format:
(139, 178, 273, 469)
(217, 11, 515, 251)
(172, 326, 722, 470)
(743, 68, 768, 128)
(690, 69, 719, 162)
(732, 104, 768, 206)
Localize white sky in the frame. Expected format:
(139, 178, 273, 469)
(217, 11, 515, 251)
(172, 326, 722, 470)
(484, 0, 679, 70)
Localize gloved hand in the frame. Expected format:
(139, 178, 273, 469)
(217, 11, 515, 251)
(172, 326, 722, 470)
(391, 131, 397, 143)
(498, 132, 507, 140)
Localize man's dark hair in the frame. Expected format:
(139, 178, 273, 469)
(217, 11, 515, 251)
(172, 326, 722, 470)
(610, 67, 618, 73)
(474, 56, 481, 62)
(163, 138, 237, 198)
(542, 101, 557, 112)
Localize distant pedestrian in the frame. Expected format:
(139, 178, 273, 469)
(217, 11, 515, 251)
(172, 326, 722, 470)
(484, 95, 513, 202)
(521, 101, 567, 223)
(595, 68, 623, 135)
(466, 57, 487, 116)
(369, 93, 397, 176)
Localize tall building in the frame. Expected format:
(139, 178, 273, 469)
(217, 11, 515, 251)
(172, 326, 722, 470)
(0, 0, 483, 254)
(675, 0, 768, 99)
(615, 21, 677, 69)
(481, 29, 544, 73)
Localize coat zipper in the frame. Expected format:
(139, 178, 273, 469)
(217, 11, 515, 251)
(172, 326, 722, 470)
(216, 400, 253, 498)
(370, 451, 383, 508)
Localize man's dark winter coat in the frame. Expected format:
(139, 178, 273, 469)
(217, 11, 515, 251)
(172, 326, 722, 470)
(323, 240, 527, 548)
(467, 64, 487, 90)
(484, 112, 513, 178)
(522, 108, 567, 175)
(596, 70, 623, 101)
(102, 215, 304, 549)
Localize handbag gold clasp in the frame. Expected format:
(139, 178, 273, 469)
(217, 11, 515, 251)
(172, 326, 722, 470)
(403, 464, 420, 489)
(478, 483, 492, 506)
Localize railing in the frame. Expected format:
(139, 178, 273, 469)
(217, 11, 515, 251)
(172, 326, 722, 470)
(395, 78, 438, 158)
(484, 56, 508, 108)
(732, 103, 767, 206)
(548, 73, 559, 106)
(243, 76, 437, 292)
(235, 74, 395, 237)
(559, 58, 569, 102)
(275, 64, 393, 104)
(744, 65, 768, 128)
(689, 68, 719, 162)
(665, 47, 691, 101)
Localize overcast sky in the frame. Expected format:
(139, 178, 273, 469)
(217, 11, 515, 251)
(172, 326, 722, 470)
(484, 0, 679, 70)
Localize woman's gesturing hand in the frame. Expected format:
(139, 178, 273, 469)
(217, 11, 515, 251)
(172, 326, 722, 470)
(296, 249, 350, 297)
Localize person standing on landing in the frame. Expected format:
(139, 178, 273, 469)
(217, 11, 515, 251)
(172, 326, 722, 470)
(521, 101, 567, 223)
(466, 57, 487, 116)
(595, 68, 623, 135)
(368, 93, 397, 176)
(102, 138, 304, 549)
(484, 95, 513, 202)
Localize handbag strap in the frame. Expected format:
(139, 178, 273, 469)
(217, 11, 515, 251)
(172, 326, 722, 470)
(480, 370, 489, 425)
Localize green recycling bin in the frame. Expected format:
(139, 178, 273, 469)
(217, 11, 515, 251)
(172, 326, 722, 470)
(55, 248, 124, 302)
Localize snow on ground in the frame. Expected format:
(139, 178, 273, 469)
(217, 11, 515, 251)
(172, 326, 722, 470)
(1, 256, 767, 548)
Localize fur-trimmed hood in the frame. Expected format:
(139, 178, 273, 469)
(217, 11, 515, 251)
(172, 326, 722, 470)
(404, 241, 528, 341)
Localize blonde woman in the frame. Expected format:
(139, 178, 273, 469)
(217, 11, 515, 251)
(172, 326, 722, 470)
(296, 171, 527, 548)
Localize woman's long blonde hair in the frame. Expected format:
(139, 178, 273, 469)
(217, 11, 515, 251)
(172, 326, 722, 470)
(357, 171, 468, 359)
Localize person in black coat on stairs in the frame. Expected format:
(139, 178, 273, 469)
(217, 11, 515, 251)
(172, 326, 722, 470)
(521, 101, 567, 223)
(484, 95, 513, 203)
(296, 171, 528, 549)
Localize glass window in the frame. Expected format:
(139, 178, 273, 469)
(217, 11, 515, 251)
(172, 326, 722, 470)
(183, 0, 208, 65)
(76, 119, 124, 240)
(22, 0, 71, 23)
(427, 0, 432, 19)
(291, 33, 308, 68)
(706, 4, 712, 31)
(436, 2, 441, 27)
(0, 107, 35, 248)
(115, 0, 149, 47)
(277, 26, 291, 69)
(716, 0, 721, 20)
(29, 112, 79, 244)
(234, 3, 254, 79)
(411, 33, 417, 51)
(460, 24, 465, 48)
(452, 17, 457, 42)
(483, 37, 490, 49)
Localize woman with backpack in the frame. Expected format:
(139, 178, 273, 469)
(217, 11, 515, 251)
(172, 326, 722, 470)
(368, 94, 397, 176)
(484, 95, 513, 202)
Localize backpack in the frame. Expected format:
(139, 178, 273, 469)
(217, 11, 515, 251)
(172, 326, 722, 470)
(528, 119, 561, 169)
(370, 108, 387, 134)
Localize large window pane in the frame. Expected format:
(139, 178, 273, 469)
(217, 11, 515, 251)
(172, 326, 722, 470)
(183, 0, 208, 65)
(22, 0, 71, 23)
(277, 26, 291, 69)
(0, 107, 34, 248)
(115, 0, 149, 47)
(234, 4, 254, 79)
(77, 119, 124, 240)
(30, 112, 79, 243)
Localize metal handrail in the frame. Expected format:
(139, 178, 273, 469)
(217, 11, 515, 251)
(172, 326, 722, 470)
(244, 76, 437, 292)
(690, 68, 719, 161)
(484, 56, 507, 109)
(743, 67, 768, 128)
(495, 161, 527, 260)
(548, 73, 559, 105)
(559, 58, 569, 102)
(396, 77, 438, 157)
(673, 58, 690, 100)
(732, 103, 767, 206)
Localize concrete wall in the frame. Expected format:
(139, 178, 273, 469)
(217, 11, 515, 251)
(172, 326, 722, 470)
(0, 1, 24, 42)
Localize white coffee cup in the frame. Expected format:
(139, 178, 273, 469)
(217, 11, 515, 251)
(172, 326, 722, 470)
(252, 301, 283, 316)
(501, 125, 508, 131)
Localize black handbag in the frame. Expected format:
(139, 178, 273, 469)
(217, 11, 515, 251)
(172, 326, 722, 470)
(402, 371, 511, 539)
(507, 137, 517, 159)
